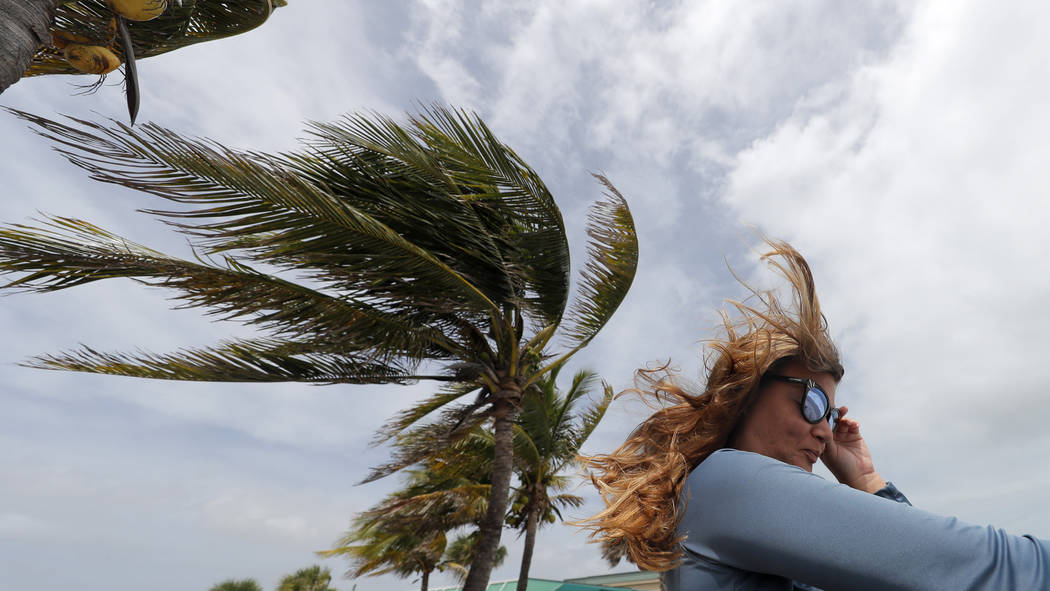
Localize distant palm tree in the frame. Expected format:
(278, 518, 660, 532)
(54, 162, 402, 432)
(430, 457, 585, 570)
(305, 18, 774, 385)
(209, 579, 262, 591)
(325, 514, 447, 591)
(322, 448, 496, 591)
(442, 531, 508, 584)
(350, 368, 611, 591)
(278, 565, 336, 591)
(322, 465, 456, 591)
(0, 105, 639, 591)
(507, 368, 612, 591)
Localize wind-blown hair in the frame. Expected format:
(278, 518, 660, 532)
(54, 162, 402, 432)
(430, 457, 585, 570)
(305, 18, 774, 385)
(576, 240, 844, 571)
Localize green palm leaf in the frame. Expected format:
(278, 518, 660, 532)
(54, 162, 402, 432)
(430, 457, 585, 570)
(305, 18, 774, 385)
(377, 483, 491, 525)
(292, 116, 521, 311)
(27, 338, 413, 384)
(0, 215, 459, 361)
(361, 411, 492, 484)
(305, 107, 571, 327)
(413, 107, 571, 327)
(560, 175, 639, 349)
(567, 379, 614, 456)
(372, 382, 485, 445)
(7, 109, 503, 321)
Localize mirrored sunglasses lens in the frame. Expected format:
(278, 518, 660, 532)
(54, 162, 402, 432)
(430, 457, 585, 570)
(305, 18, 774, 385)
(802, 388, 827, 423)
(829, 407, 840, 431)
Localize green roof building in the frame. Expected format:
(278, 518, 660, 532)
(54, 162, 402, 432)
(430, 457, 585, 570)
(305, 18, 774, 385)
(431, 572, 660, 591)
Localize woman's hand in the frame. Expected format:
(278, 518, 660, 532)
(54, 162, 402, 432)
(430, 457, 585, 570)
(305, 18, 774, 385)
(821, 407, 887, 493)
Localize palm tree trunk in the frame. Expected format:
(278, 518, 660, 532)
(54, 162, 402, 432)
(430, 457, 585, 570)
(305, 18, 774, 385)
(515, 497, 541, 591)
(0, 0, 59, 94)
(420, 568, 430, 591)
(462, 395, 517, 591)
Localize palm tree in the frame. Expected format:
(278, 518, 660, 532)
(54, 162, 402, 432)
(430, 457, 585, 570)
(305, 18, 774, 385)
(324, 517, 507, 591)
(0, 105, 638, 591)
(209, 579, 262, 591)
(321, 460, 472, 591)
(507, 369, 612, 591)
(1, 0, 282, 117)
(442, 531, 508, 584)
(322, 444, 498, 591)
(348, 368, 610, 591)
(324, 510, 448, 591)
(278, 565, 337, 591)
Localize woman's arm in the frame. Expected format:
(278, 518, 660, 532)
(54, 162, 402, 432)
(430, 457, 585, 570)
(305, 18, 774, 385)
(682, 449, 1049, 591)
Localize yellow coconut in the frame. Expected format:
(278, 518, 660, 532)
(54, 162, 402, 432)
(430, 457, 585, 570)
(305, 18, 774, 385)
(107, 0, 167, 21)
(63, 44, 122, 75)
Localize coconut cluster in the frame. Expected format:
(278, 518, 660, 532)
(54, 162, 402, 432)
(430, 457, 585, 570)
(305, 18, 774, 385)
(61, 0, 167, 74)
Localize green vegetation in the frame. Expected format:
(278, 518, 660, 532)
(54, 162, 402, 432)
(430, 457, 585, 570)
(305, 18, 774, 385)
(324, 368, 611, 591)
(507, 369, 612, 591)
(0, 105, 638, 591)
(209, 579, 262, 591)
(277, 565, 336, 591)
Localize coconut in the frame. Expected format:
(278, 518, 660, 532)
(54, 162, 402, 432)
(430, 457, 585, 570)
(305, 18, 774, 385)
(63, 44, 121, 75)
(108, 0, 168, 21)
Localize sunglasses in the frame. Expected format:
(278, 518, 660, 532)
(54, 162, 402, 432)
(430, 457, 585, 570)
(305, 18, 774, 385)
(764, 374, 840, 431)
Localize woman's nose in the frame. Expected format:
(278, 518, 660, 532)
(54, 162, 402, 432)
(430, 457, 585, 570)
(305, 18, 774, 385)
(812, 418, 833, 442)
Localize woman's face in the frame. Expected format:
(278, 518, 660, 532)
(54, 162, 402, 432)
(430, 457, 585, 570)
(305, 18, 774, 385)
(730, 359, 838, 472)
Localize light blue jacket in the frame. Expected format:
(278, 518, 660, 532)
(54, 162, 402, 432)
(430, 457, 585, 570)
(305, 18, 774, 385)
(665, 449, 1050, 590)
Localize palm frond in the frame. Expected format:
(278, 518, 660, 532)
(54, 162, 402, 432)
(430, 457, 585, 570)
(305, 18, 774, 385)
(550, 492, 585, 512)
(511, 422, 542, 469)
(545, 369, 599, 443)
(514, 369, 601, 471)
(372, 382, 484, 445)
(6, 110, 502, 321)
(306, 106, 572, 327)
(0, 215, 458, 361)
(376, 484, 491, 525)
(513, 381, 554, 468)
(441, 532, 508, 584)
(568, 380, 615, 455)
(25, 0, 281, 77)
(560, 175, 638, 349)
(322, 525, 446, 580)
(288, 125, 518, 314)
(564, 369, 602, 406)
(414, 106, 572, 327)
(360, 410, 491, 483)
(25, 338, 416, 384)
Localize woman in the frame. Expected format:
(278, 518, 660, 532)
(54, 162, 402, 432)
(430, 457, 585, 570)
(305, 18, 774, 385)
(578, 241, 1050, 590)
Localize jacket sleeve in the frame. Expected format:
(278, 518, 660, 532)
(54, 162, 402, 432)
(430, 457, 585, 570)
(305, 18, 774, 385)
(680, 449, 1050, 591)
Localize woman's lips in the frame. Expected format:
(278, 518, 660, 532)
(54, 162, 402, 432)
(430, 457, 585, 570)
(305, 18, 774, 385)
(803, 449, 819, 465)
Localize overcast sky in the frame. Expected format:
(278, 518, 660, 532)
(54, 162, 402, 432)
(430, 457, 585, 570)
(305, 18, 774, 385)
(3, 1, 1050, 590)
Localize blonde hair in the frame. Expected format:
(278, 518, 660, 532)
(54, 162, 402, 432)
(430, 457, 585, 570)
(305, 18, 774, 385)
(576, 240, 843, 571)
